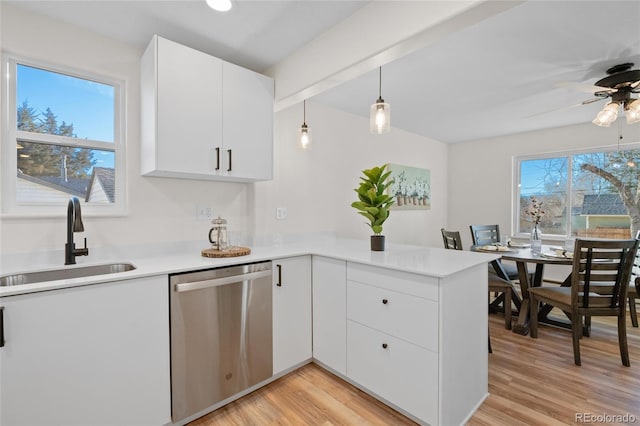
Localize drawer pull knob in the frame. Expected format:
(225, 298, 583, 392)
(382, 299, 388, 304)
(382, 343, 388, 349)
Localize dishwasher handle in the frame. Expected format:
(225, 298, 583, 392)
(174, 269, 272, 293)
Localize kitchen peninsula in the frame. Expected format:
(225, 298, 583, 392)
(0, 239, 498, 426)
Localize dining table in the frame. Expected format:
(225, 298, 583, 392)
(473, 243, 574, 335)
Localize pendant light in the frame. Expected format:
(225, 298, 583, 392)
(299, 100, 311, 149)
(370, 66, 390, 134)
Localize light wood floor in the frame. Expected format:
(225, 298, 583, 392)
(190, 309, 640, 425)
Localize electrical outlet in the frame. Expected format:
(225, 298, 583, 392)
(276, 207, 288, 220)
(196, 205, 213, 220)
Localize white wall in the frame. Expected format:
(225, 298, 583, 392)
(448, 121, 640, 249)
(253, 101, 448, 247)
(0, 4, 449, 263)
(0, 4, 252, 257)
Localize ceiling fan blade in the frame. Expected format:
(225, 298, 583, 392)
(555, 81, 617, 94)
(631, 79, 640, 89)
(525, 97, 606, 119)
(581, 97, 607, 105)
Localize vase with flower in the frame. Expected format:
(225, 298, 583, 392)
(527, 196, 544, 255)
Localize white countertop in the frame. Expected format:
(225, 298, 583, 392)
(0, 238, 499, 297)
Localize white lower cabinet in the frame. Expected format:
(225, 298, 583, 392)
(347, 320, 438, 425)
(346, 263, 440, 425)
(343, 262, 488, 426)
(272, 256, 312, 375)
(0, 276, 171, 426)
(311, 256, 347, 375)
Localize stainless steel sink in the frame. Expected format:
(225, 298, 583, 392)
(0, 263, 136, 286)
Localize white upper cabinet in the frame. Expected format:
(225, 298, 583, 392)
(140, 35, 273, 182)
(223, 62, 273, 181)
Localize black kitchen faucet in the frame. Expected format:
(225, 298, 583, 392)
(65, 197, 89, 265)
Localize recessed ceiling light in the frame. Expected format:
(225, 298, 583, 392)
(206, 0, 232, 12)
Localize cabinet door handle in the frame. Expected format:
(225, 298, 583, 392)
(382, 343, 388, 349)
(0, 306, 5, 348)
(215, 147, 220, 171)
(276, 264, 282, 287)
(227, 149, 232, 172)
(382, 298, 388, 305)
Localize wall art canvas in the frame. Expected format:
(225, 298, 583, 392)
(388, 164, 431, 210)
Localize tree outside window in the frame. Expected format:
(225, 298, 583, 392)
(517, 148, 640, 239)
(6, 62, 120, 208)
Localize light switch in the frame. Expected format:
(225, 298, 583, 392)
(276, 207, 288, 220)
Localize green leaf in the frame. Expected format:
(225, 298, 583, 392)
(351, 201, 368, 211)
(358, 211, 375, 222)
(365, 206, 379, 216)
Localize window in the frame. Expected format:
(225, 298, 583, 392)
(2, 56, 125, 216)
(515, 146, 640, 239)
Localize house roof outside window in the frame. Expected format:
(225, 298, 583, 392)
(581, 194, 627, 216)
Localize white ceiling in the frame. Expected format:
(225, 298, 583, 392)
(6, 0, 640, 143)
(5, 0, 369, 72)
(313, 0, 640, 143)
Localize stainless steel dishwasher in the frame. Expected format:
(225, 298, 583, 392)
(169, 261, 272, 423)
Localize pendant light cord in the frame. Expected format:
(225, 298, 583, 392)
(303, 99, 306, 125)
(379, 67, 382, 98)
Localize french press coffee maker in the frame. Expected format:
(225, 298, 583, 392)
(208, 216, 229, 251)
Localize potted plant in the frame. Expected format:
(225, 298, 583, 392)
(393, 171, 406, 206)
(351, 164, 395, 251)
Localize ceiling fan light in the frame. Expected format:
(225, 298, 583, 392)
(625, 99, 640, 124)
(206, 0, 232, 12)
(592, 102, 619, 127)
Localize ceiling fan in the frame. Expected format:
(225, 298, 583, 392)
(559, 62, 640, 127)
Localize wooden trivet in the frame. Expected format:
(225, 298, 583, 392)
(201, 246, 251, 258)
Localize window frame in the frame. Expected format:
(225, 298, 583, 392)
(1, 54, 127, 217)
(512, 143, 640, 241)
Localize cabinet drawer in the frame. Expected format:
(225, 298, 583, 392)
(347, 320, 438, 425)
(347, 262, 438, 301)
(347, 280, 438, 351)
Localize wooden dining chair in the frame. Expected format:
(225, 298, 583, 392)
(626, 231, 639, 327)
(469, 224, 520, 281)
(589, 231, 639, 327)
(529, 238, 638, 366)
(469, 224, 501, 246)
(441, 228, 512, 330)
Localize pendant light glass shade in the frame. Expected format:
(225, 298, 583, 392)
(299, 100, 311, 149)
(592, 101, 619, 127)
(300, 123, 311, 149)
(370, 67, 390, 134)
(625, 98, 640, 124)
(370, 98, 390, 134)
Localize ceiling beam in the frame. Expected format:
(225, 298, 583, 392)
(267, 0, 524, 112)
